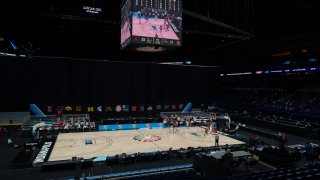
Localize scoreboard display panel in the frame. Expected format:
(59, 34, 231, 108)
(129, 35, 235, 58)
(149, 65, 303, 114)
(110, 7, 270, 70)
(132, 0, 182, 47)
(121, 0, 132, 49)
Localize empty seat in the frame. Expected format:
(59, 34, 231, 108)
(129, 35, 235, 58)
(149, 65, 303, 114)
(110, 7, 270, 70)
(311, 168, 319, 174)
(305, 174, 314, 179)
(277, 175, 284, 179)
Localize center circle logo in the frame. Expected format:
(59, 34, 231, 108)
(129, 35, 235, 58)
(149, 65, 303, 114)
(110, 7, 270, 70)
(133, 134, 161, 142)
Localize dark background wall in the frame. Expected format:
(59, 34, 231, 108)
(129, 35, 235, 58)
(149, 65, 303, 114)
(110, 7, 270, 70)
(0, 56, 220, 111)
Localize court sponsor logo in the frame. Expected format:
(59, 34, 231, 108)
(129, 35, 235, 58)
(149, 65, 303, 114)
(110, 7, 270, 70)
(140, 106, 145, 111)
(65, 106, 73, 111)
(133, 134, 161, 142)
(147, 106, 153, 111)
(164, 105, 170, 110)
(103, 125, 108, 131)
(178, 104, 184, 109)
(33, 142, 52, 166)
(105, 106, 112, 112)
(116, 105, 122, 112)
(97, 106, 103, 112)
(131, 106, 137, 112)
(171, 105, 176, 110)
(118, 124, 122, 130)
(122, 105, 129, 112)
(156, 105, 161, 110)
(76, 105, 82, 112)
(87, 107, 94, 112)
(191, 133, 202, 138)
(47, 106, 53, 113)
(56, 110, 63, 117)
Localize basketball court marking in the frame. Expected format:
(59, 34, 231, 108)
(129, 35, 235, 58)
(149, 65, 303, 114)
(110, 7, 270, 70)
(48, 127, 244, 162)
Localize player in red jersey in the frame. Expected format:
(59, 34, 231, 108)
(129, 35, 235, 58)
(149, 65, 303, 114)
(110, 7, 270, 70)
(204, 126, 208, 136)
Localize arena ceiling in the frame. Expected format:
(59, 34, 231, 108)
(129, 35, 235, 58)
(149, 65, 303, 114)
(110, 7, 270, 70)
(0, 0, 319, 67)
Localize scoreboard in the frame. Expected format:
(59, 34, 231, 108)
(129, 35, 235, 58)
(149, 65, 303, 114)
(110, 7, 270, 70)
(121, 0, 182, 51)
(132, 0, 182, 14)
(121, 0, 132, 49)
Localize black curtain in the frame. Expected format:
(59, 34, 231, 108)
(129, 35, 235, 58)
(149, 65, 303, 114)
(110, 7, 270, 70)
(0, 56, 220, 111)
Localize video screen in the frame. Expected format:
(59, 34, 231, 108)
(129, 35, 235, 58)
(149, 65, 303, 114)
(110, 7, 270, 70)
(121, 0, 132, 48)
(132, 0, 182, 47)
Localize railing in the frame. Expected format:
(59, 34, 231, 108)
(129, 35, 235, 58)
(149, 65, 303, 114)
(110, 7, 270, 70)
(29, 115, 57, 125)
(63, 164, 193, 180)
(23, 114, 91, 130)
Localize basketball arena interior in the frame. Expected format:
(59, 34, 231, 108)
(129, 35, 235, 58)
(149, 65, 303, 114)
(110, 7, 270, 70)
(1, 0, 320, 180)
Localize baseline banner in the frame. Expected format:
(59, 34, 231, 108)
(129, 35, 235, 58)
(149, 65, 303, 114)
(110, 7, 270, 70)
(99, 123, 164, 131)
(31, 103, 186, 119)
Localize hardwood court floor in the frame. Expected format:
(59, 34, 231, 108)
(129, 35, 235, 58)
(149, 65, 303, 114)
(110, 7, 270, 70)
(48, 127, 244, 162)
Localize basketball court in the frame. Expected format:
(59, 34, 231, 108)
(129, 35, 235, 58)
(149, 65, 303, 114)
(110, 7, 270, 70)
(48, 127, 244, 162)
(132, 17, 179, 40)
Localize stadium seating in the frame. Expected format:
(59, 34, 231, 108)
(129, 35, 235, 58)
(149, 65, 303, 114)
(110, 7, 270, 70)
(77, 162, 320, 179)
(126, 163, 320, 180)
(215, 88, 320, 121)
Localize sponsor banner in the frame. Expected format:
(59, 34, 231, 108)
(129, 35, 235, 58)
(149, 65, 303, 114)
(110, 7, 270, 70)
(33, 103, 187, 119)
(99, 123, 166, 131)
(41, 104, 186, 114)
